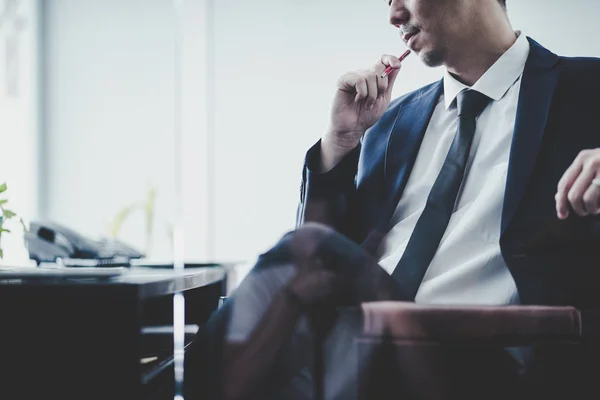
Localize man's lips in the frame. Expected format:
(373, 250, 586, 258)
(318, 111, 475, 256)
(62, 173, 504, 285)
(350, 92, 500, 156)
(402, 31, 418, 43)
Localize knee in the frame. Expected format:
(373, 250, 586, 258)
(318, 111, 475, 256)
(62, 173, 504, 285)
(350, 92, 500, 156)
(288, 222, 336, 261)
(296, 222, 336, 237)
(254, 223, 337, 269)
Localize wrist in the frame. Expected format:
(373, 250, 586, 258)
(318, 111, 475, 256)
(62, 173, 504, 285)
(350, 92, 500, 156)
(322, 130, 363, 152)
(320, 133, 362, 173)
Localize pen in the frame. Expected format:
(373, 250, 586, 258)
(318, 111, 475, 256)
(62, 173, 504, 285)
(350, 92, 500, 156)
(380, 49, 411, 78)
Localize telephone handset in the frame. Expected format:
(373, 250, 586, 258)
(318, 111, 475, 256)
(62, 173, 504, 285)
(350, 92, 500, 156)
(24, 221, 144, 265)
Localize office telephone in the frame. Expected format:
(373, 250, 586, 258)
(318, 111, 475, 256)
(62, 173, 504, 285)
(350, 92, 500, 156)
(24, 221, 144, 265)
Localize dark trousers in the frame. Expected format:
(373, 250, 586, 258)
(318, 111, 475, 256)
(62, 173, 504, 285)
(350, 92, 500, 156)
(179, 225, 521, 400)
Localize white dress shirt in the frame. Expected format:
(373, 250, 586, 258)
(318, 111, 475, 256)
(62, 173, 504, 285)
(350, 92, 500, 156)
(377, 32, 530, 305)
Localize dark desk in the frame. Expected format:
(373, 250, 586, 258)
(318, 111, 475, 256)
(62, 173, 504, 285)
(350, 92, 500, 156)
(0, 266, 226, 400)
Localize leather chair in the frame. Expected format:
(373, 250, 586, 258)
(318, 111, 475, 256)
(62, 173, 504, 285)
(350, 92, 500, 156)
(145, 297, 600, 399)
(327, 302, 600, 400)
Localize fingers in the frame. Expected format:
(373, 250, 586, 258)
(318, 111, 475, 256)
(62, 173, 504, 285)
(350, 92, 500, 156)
(567, 166, 595, 216)
(556, 154, 583, 219)
(289, 257, 339, 305)
(338, 72, 384, 110)
(385, 65, 402, 90)
(363, 73, 378, 109)
(556, 149, 600, 218)
(376, 71, 387, 97)
(308, 258, 340, 295)
(375, 54, 402, 92)
(353, 76, 368, 104)
(582, 183, 600, 216)
(375, 54, 402, 75)
(337, 54, 405, 109)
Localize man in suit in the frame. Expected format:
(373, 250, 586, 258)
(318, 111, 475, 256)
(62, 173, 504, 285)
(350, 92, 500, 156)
(300, 0, 600, 309)
(184, 0, 600, 398)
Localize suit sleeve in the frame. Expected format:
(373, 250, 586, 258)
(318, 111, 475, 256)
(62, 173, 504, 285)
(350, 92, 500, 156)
(296, 139, 361, 235)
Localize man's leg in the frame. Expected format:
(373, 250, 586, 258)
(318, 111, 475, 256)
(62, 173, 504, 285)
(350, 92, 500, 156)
(183, 223, 403, 400)
(182, 223, 527, 400)
(183, 232, 296, 400)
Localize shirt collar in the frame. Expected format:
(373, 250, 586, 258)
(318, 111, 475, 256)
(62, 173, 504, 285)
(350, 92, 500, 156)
(443, 31, 530, 110)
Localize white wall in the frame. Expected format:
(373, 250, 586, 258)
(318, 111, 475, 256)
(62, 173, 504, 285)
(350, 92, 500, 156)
(508, 1, 600, 57)
(41, 0, 600, 263)
(43, 0, 176, 258)
(0, 0, 40, 264)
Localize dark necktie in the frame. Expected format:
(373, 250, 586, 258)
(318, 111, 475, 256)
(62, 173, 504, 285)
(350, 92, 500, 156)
(391, 89, 492, 301)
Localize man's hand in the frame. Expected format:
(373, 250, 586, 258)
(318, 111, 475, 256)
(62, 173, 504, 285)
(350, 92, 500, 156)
(285, 223, 339, 306)
(556, 149, 600, 218)
(320, 55, 404, 172)
(287, 257, 337, 307)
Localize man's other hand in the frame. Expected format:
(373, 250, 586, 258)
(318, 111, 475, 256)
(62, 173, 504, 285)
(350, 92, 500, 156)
(556, 149, 600, 218)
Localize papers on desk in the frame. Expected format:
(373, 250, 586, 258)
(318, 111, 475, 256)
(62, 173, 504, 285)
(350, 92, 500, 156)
(0, 265, 128, 278)
(57, 256, 131, 268)
(129, 258, 224, 269)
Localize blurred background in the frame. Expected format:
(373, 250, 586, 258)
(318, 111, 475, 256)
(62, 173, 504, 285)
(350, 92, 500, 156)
(1, 0, 599, 266)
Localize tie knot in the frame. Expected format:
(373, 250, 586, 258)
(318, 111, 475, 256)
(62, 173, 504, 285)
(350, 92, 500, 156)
(457, 90, 491, 117)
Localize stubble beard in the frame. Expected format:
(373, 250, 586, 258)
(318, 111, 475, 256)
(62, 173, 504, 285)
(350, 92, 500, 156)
(421, 48, 446, 68)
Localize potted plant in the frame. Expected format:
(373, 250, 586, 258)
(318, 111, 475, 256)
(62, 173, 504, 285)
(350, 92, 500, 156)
(109, 186, 156, 256)
(0, 182, 25, 259)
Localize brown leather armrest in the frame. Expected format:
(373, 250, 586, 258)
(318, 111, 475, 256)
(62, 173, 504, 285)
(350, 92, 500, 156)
(361, 301, 581, 342)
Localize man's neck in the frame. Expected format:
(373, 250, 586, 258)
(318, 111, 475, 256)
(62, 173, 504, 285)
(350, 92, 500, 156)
(445, 29, 518, 87)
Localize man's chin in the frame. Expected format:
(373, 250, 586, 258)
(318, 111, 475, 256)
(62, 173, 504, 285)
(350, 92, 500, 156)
(420, 49, 445, 68)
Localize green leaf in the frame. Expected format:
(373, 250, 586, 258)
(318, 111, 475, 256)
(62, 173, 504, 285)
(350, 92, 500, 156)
(109, 203, 139, 238)
(145, 186, 157, 236)
(20, 217, 28, 232)
(3, 209, 16, 219)
(0, 228, 11, 234)
(0, 183, 6, 193)
(144, 187, 157, 254)
(0, 248, 4, 258)
(0, 200, 8, 206)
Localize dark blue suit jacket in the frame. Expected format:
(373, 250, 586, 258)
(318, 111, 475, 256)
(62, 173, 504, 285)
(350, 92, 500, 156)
(298, 38, 600, 309)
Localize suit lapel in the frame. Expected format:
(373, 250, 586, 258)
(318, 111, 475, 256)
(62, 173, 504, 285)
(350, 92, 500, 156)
(501, 38, 560, 234)
(362, 81, 442, 252)
(386, 82, 444, 206)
